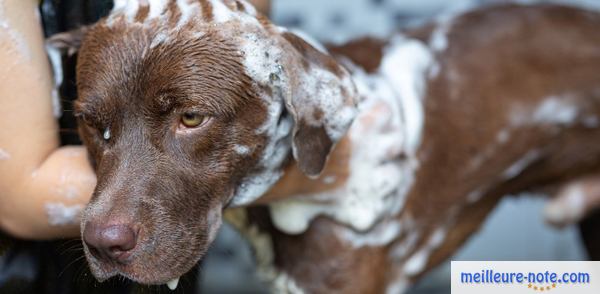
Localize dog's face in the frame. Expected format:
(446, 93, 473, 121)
(72, 0, 356, 285)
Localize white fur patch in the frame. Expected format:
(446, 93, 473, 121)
(45, 202, 84, 226)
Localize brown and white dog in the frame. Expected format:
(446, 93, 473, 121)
(53, 0, 600, 293)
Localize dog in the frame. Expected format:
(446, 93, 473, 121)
(51, 0, 600, 293)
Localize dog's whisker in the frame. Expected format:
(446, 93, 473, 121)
(59, 254, 87, 278)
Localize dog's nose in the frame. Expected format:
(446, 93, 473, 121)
(83, 223, 138, 264)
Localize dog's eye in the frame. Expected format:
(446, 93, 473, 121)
(181, 112, 208, 128)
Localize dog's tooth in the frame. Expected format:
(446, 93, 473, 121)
(166, 277, 180, 290)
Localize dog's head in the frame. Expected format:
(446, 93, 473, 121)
(71, 0, 356, 285)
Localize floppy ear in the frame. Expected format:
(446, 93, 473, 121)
(46, 26, 89, 56)
(278, 32, 358, 178)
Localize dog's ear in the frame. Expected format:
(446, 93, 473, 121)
(278, 32, 358, 178)
(46, 26, 89, 56)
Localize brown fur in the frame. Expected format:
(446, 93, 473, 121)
(253, 4, 600, 293)
(75, 23, 269, 283)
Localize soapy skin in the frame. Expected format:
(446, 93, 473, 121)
(0, 0, 96, 239)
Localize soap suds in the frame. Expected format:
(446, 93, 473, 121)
(45, 43, 64, 118)
(210, 0, 236, 23)
(103, 128, 111, 140)
(391, 229, 420, 259)
(322, 175, 336, 185)
(386, 278, 409, 294)
(45, 202, 83, 226)
(232, 12, 357, 204)
(231, 100, 293, 206)
(150, 31, 171, 48)
(56, 185, 80, 200)
(402, 227, 447, 276)
(582, 116, 599, 128)
(510, 96, 580, 127)
(0, 148, 10, 160)
(468, 129, 511, 171)
(175, 0, 200, 30)
(337, 219, 403, 248)
(268, 34, 433, 235)
(0, 0, 31, 61)
(234, 144, 251, 156)
(545, 184, 586, 225)
(502, 149, 541, 180)
(496, 129, 510, 144)
(466, 187, 485, 203)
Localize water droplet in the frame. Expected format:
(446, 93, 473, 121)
(103, 128, 111, 140)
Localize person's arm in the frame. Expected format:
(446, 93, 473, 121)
(0, 0, 95, 240)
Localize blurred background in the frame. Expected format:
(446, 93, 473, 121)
(2, 0, 600, 293)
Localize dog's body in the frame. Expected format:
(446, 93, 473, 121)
(67, 1, 600, 293)
(235, 5, 600, 293)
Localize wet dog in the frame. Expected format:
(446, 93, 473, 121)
(54, 1, 600, 292)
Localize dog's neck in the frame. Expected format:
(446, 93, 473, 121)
(256, 136, 352, 204)
(243, 35, 436, 235)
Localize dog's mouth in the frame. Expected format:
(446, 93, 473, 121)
(86, 260, 184, 290)
(84, 231, 214, 290)
(82, 208, 223, 289)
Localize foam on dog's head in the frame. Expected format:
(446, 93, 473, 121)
(106, 0, 358, 178)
